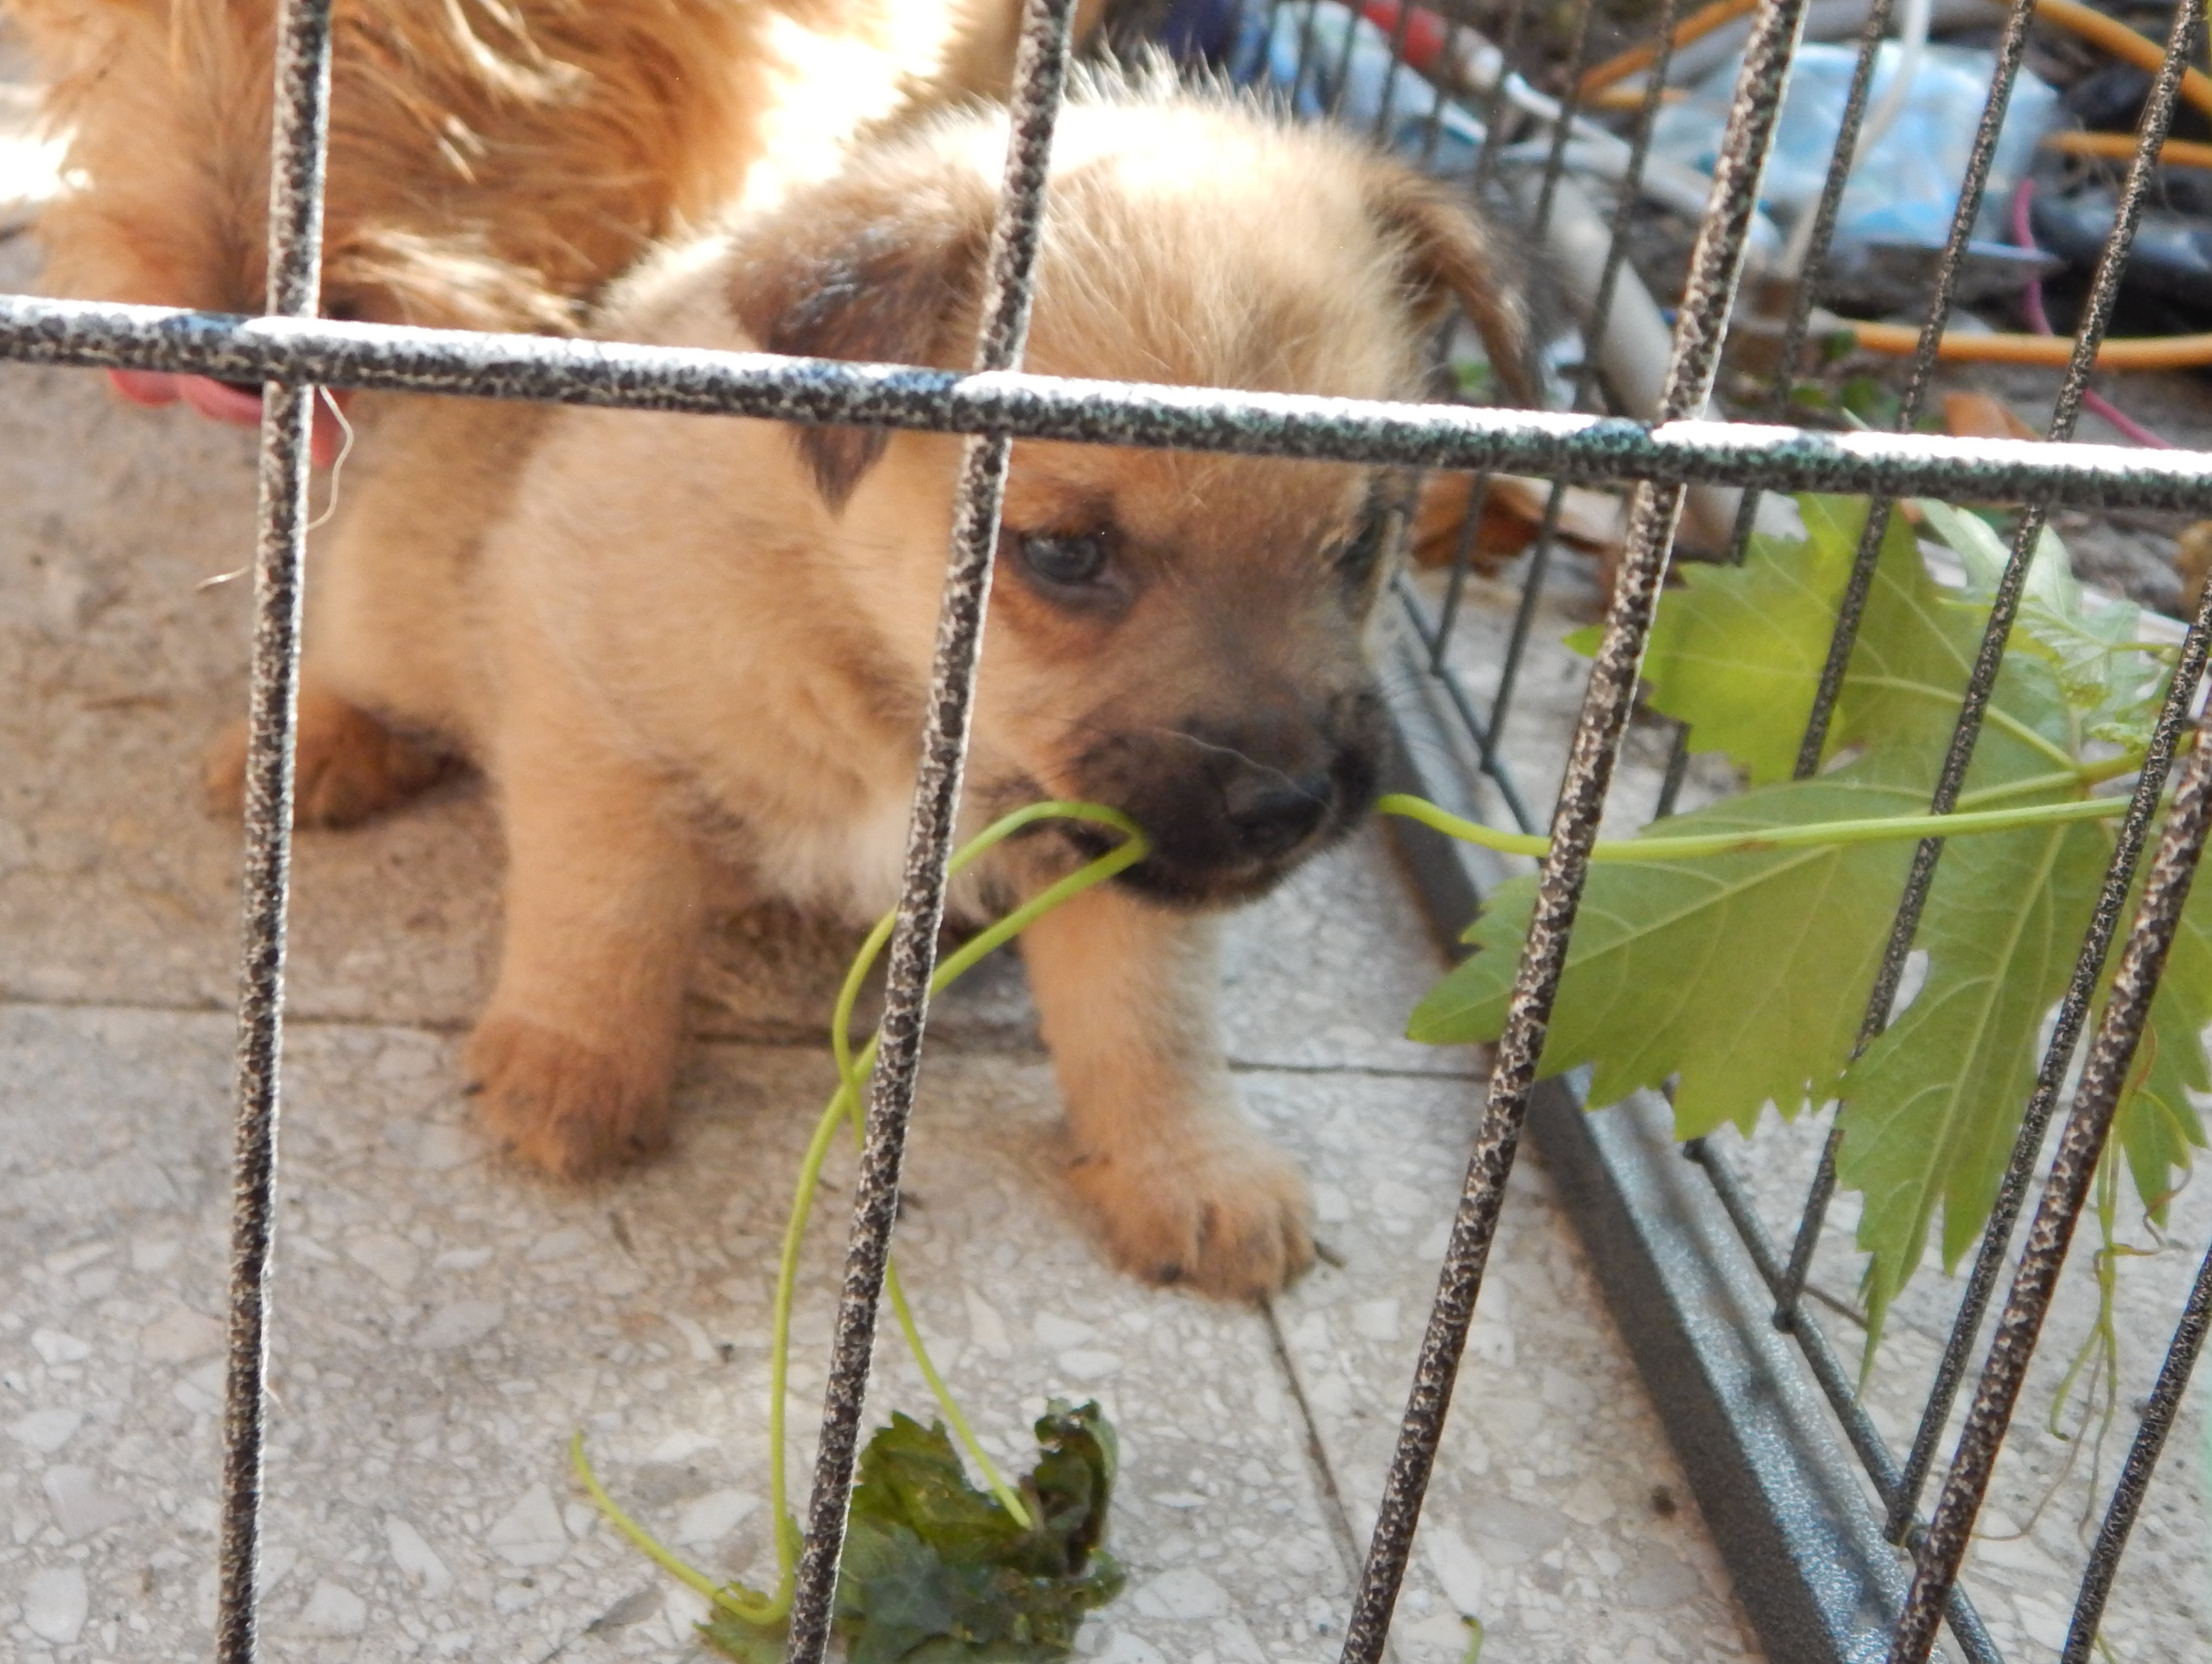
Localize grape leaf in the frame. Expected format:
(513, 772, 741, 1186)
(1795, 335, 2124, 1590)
(1414, 495, 2076, 1128)
(1618, 495, 2074, 786)
(1597, 495, 1867, 782)
(1841, 827, 2212, 1336)
(1407, 772, 1923, 1135)
(1836, 817, 2106, 1329)
(712, 1403, 1123, 1664)
(1412, 493, 2208, 1323)
(1919, 498, 2165, 743)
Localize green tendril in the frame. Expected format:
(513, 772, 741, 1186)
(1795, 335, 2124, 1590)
(575, 776, 2172, 1644)
(571, 1432, 774, 1620)
(578, 801, 1147, 1635)
(1375, 788, 2147, 866)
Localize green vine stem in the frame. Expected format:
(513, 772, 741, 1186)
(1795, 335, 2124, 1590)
(1375, 787, 2148, 866)
(579, 801, 1147, 1633)
(570, 1431, 774, 1619)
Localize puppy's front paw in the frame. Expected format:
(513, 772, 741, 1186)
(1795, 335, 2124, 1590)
(464, 1014, 672, 1179)
(1068, 1127, 1314, 1299)
(203, 690, 451, 827)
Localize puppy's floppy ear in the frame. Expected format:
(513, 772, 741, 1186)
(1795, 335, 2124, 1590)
(728, 177, 996, 511)
(1367, 170, 1538, 408)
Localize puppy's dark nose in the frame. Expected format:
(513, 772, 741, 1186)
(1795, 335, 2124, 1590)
(1221, 768, 1333, 860)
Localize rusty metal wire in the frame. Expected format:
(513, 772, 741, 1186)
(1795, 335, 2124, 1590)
(1887, 639, 2212, 1662)
(1483, 0, 1690, 767)
(1882, 7, 2212, 1655)
(2, 0, 2207, 1657)
(1339, 0, 1815, 1654)
(1775, 0, 2058, 1323)
(1775, 0, 2199, 1350)
(216, 0, 331, 1659)
(782, 0, 1078, 1656)
(2059, 1231, 2212, 1664)
(1889, 504, 2212, 1545)
(6, 293, 2210, 509)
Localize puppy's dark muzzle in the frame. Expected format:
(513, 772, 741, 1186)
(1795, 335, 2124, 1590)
(1066, 704, 1385, 908)
(1221, 769, 1334, 862)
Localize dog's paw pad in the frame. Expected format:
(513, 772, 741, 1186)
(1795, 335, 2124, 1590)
(1069, 1132, 1313, 1300)
(464, 1014, 671, 1180)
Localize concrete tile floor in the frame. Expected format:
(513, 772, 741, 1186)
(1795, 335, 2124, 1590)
(0, 228, 1762, 1664)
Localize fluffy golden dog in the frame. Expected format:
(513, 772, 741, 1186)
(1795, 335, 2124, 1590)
(10, 0, 1079, 325)
(207, 78, 1530, 1298)
(9, 0, 1101, 454)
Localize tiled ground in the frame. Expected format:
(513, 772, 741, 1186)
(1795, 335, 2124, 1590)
(0, 198, 1762, 1664)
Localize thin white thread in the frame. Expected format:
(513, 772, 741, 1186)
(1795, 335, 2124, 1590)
(198, 387, 354, 590)
(304, 387, 355, 533)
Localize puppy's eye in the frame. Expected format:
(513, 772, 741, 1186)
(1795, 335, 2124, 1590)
(1337, 506, 1393, 583)
(1020, 531, 1111, 588)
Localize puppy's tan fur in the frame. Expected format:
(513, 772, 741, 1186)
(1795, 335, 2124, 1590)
(10, 0, 1102, 328)
(207, 82, 1530, 1298)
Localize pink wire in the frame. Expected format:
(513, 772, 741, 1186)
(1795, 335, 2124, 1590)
(2009, 176, 2174, 449)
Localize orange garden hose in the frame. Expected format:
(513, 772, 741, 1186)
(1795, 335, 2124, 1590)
(2043, 128, 2212, 170)
(1577, 0, 2212, 370)
(1582, 0, 2212, 122)
(1846, 322, 2212, 369)
(2029, 0, 2212, 124)
(1588, 83, 1685, 110)
(1579, 0, 1759, 96)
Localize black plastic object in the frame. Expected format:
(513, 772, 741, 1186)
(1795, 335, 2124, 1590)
(2031, 178, 2212, 309)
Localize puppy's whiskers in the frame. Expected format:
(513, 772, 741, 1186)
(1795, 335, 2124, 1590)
(1057, 711, 1318, 799)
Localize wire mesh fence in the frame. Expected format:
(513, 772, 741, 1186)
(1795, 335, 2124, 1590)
(1, 0, 2210, 1660)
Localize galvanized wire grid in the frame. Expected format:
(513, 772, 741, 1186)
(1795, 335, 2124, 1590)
(2, 0, 2211, 1662)
(1370, 0, 2212, 1661)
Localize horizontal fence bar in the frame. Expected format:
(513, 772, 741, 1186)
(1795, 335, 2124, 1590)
(4, 295, 2212, 512)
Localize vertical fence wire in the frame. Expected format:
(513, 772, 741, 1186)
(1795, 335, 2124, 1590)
(2058, 1231, 2212, 1663)
(1775, 0, 2122, 1321)
(1338, 0, 1814, 1653)
(1784, 0, 2198, 1345)
(1891, 362, 2212, 1547)
(1425, 0, 1554, 675)
(215, 0, 332, 1659)
(1880, 7, 2212, 1654)
(1652, 0, 1901, 817)
(1482, 0, 1689, 769)
(1441, 0, 1609, 709)
(1887, 659, 2212, 1663)
(1685, 1137, 2009, 1663)
(781, 0, 1076, 1657)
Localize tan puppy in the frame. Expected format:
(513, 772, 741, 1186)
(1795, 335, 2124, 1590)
(210, 78, 1531, 1298)
(10, 0, 1104, 328)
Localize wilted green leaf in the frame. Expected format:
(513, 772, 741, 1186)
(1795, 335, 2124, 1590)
(820, 1403, 1123, 1664)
